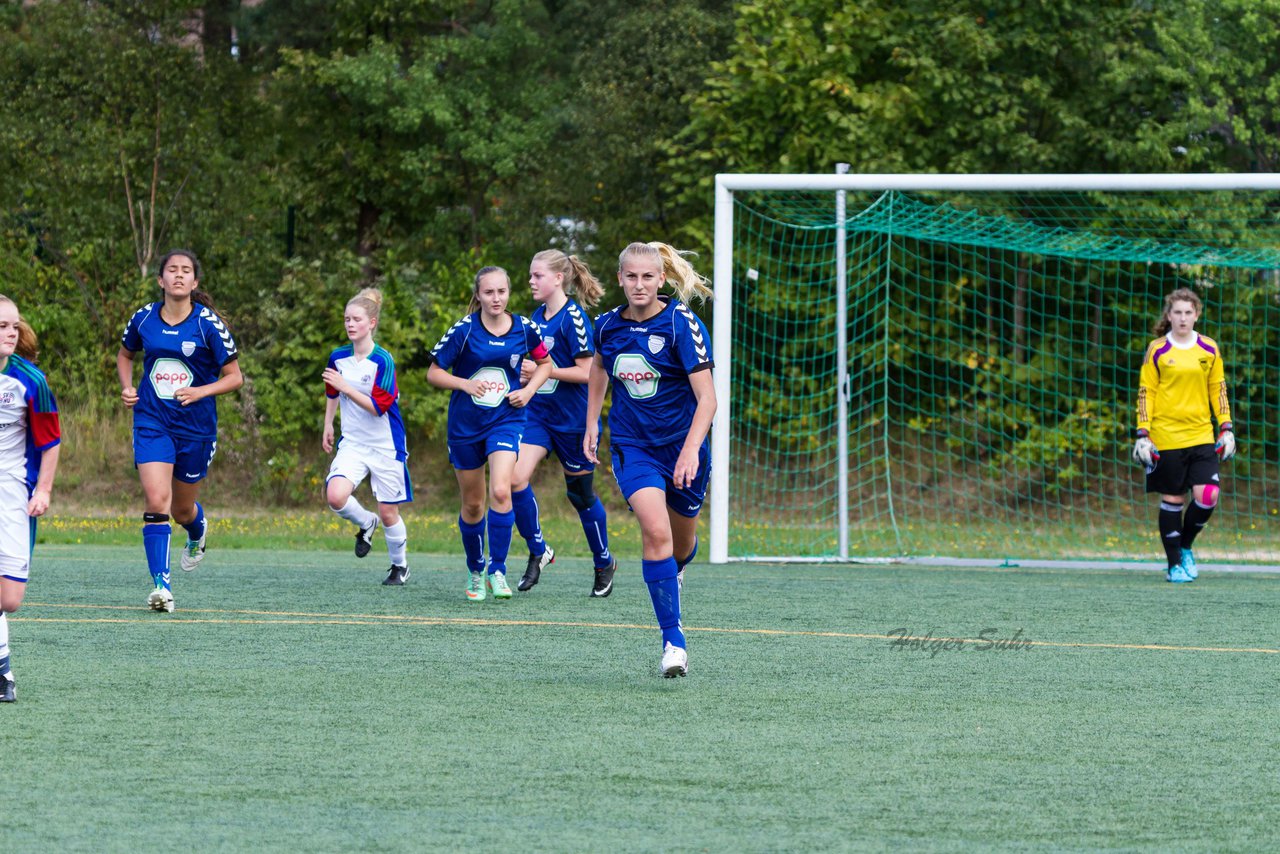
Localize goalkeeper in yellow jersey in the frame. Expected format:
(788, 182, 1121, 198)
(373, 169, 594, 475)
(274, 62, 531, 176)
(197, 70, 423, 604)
(1132, 288, 1234, 583)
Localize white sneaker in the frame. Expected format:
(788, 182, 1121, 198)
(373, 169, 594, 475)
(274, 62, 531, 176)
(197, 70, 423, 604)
(180, 531, 207, 572)
(147, 586, 175, 613)
(661, 642, 688, 678)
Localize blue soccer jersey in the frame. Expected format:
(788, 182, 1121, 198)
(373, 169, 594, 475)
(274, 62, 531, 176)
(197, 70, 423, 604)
(430, 312, 549, 442)
(527, 298, 595, 433)
(325, 343, 408, 461)
(0, 355, 60, 491)
(595, 296, 713, 446)
(121, 302, 239, 441)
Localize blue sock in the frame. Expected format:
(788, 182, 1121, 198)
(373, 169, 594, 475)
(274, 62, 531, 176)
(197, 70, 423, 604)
(642, 557, 684, 649)
(578, 498, 612, 569)
(182, 502, 206, 543)
(143, 522, 172, 589)
(487, 508, 515, 575)
(0, 656, 8, 678)
(677, 537, 698, 572)
(459, 516, 486, 574)
(511, 486, 546, 556)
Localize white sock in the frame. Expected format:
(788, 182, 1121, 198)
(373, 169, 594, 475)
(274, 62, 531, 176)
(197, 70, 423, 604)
(334, 496, 376, 529)
(0, 612, 10, 675)
(384, 520, 408, 567)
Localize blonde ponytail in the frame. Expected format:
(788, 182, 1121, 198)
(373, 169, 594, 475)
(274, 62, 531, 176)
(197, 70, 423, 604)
(533, 249, 604, 309)
(617, 242, 713, 306)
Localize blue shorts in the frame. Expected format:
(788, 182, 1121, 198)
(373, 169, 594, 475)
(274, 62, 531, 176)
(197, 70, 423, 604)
(448, 426, 523, 471)
(522, 421, 595, 474)
(134, 427, 217, 483)
(611, 439, 710, 518)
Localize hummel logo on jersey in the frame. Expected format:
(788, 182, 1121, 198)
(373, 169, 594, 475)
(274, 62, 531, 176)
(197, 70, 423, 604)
(497, 442, 513, 449)
(629, 327, 648, 332)
(489, 340, 505, 346)
(184, 472, 201, 479)
(162, 329, 180, 335)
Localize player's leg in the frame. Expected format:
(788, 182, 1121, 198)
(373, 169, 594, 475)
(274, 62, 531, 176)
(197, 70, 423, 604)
(667, 438, 709, 593)
(484, 449, 518, 599)
(453, 449, 489, 600)
(0, 498, 32, 701)
(630, 486, 687, 677)
(138, 459, 175, 611)
(1159, 495, 1189, 582)
(170, 438, 215, 572)
(512, 440, 552, 591)
(372, 456, 413, 586)
(1179, 448, 1221, 581)
(327, 445, 379, 558)
(566, 471, 614, 593)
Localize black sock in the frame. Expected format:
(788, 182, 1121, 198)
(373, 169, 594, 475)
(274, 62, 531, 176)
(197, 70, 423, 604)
(1181, 500, 1216, 549)
(1159, 501, 1184, 568)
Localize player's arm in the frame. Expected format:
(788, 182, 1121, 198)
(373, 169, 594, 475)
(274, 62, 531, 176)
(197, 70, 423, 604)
(27, 443, 59, 517)
(522, 354, 592, 386)
(427, 361, 483, 398)
(673, 368, 717, 489)
(117, 347, 139, 407)
(508, 343, 553, 407)
(176, 359, 243, 407)
(1208, 349, 1235, 460)
(584, 354, 608, 465)
(1132, 345, 1159, 467)
(321, 395, 339, 454)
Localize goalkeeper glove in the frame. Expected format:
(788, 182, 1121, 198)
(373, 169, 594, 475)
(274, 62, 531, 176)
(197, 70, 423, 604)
(1132, 429, 1158, 470)
(1216, 422, 1236, 461)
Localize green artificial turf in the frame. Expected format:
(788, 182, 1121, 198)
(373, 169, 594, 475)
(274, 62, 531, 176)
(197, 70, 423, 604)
(3, 545, 1276, 851)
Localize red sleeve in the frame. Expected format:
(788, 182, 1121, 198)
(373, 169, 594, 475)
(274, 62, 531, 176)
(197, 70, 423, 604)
(30, 410, 61, 450)
(370, 385, 396, 415)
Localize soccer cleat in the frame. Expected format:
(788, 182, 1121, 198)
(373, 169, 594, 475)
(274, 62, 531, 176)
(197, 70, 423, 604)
(590, 558, 617, 598)
(0, 676, 13, 703)
(179, 531, 207, 572)
(488, 571, 513, 600)
(661, 642, 688, 678)
(1179, 548, 1199, 581)
(147, 586, 175, 613)
(466, 572, 486, 602)
(1166, 564, 1193, 584)
(517, 546, 554, 592)
(382, 564, 410, 586)
(355, 518, 379, 558)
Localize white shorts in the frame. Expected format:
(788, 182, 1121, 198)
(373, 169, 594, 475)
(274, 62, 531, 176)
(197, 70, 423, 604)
(0, 477, 33, 582)
(327, 440, 413, 504)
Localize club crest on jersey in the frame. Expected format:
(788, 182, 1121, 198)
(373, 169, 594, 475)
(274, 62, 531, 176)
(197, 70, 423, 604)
(510, 353, 521, 370)
(470, 366, 510, 408)
(543, 336, 555, 351)
(614, 353, 661, 399)
(181, 341, 196, 357)
(0, 392, 12, 406)
(648, 335, 665, 355)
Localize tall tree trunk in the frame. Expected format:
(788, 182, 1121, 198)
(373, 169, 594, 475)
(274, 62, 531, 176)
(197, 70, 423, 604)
(356, 200, 381, 282)
(202, 1, 238, 60)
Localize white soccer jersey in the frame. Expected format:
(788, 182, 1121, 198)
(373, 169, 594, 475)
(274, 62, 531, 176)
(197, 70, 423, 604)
(324, 344, 407, 460)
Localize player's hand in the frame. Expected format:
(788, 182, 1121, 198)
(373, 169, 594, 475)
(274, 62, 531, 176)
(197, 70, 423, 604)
(26, 488, 50, 517)
(583, 426, 600, 465)
(121, 386, 138, 408)
(507, 388, 533, 408)
(673, 447, 702, 489)
(321, 368, 348, 396)
(322, 423, 335, 454)
(519, 359, 537, 384)
(460, 378, 485, 399)
(1132, 431, 1158, 470)
(175, 386, 205, 406)
(1216, 422, 1236, 461)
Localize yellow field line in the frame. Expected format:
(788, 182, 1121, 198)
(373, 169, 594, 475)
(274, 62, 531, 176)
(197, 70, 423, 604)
(18, 602, 1278, 654)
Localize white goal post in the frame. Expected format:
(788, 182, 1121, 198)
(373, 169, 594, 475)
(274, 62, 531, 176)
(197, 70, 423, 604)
(709, 172, 1280, 565)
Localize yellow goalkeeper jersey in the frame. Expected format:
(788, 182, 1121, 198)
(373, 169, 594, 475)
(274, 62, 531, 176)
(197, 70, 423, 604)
(1136, 333, 1230, 451)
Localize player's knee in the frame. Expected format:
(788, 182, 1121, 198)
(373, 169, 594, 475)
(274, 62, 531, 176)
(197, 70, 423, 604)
(1, 591, 22, 613)
(461, 498, 486, 520)
(1200, 484, 1220, 507)
(489, 484, 512, 508)
(378, 506, 401, 527)
(565, 473, 596, 511)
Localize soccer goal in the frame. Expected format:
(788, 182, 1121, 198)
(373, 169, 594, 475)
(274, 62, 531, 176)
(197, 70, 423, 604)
(709, 172, 1280, 565)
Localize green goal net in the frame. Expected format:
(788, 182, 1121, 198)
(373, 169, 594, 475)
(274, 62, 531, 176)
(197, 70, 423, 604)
(712, 179, 1280, 565)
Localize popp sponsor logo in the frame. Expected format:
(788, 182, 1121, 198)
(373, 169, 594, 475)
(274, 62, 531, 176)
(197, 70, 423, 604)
(469, 367, 510, 408)
(150, 358, 194, 400)
(613, 354, 660, 399)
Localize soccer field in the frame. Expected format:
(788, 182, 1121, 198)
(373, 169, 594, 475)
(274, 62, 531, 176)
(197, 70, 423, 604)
(5, 545, 1277, 851)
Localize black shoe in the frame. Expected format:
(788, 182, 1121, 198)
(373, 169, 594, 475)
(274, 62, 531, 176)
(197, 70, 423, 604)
(382, 564, 410, 586)
(355, 518, 379, 558)
(517, 546, 555, 592)
(590, 558, 617, 598)
(0, 676, 14, 703)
